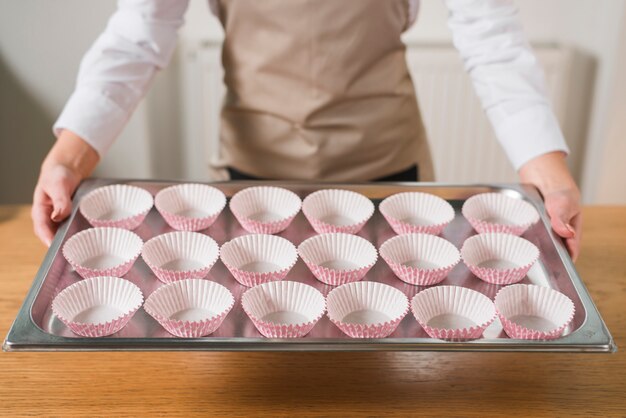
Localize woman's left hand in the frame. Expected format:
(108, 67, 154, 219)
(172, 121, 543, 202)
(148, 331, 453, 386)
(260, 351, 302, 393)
(519, 152, 582, 261)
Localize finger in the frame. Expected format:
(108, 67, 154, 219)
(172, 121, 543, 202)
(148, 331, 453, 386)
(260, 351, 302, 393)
(565, 213, 582, 261)
(32, 200, 55, 247)
(545, 196, 576, 239)
(32, 186, 57, 246)
(46, 177, 73, 222)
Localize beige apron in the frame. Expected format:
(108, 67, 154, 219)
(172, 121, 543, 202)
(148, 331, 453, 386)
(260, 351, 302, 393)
(215, 0, 434, 182)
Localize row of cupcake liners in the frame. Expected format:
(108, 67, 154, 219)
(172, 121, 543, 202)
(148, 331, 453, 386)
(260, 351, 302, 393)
(62, 223, 541, 291)
(51, 271, 574, 341)
(79, 185, 540, 239)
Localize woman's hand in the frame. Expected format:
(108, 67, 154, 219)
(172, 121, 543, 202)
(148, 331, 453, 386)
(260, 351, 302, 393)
(32, 130, 99, 246)
(519, 152, 581, 261)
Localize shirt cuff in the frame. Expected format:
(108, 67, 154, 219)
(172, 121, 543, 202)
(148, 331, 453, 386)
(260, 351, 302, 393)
(52, 88, 129, 157)
(487, 104, 570, 170)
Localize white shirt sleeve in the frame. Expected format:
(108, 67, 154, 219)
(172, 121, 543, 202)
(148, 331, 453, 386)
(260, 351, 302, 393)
(53, 0, 189, 157)
(445, 0, 569, 170)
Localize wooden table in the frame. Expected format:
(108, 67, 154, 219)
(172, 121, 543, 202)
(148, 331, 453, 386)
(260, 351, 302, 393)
(0, 205, 624, 417)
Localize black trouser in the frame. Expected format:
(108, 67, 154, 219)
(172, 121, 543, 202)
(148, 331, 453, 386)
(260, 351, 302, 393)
(227, 165, 419, 182)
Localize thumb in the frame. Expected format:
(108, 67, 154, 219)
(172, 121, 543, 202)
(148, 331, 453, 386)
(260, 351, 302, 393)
(545, 195, 576, 239)
(48, 178, 74, 223)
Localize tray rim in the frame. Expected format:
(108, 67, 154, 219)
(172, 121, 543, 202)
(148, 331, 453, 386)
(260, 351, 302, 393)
(3, 178, 616, 353)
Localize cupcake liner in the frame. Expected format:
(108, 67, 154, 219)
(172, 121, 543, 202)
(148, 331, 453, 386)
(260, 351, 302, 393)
(229, 186, 301, 234)
(62, 227, 143, 279)
(298, 233, 377, 286)
(220, 234, 298, 287)
(326, 281, 409, 338)
(379, 192, 455, 235)
(144, 279, 234, 338)
(495, 284, 575, 340)
(462, 193, 540, 236)
(141, 231, 220, 284)
(379, 233, 460, 286)
(461, 233, 540, 285)
(302, 189, 374, 234)
(155, 184, 227, 231)
(242, 281, 326, 338)
(79, 184, 153, 230)
(52, 276, 143, 337)
(410, 285, 496, 340)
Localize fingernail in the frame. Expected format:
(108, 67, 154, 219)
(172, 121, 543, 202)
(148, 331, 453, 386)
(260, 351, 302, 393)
(51, 209, 60, 222)
(566, 223, 576, 235)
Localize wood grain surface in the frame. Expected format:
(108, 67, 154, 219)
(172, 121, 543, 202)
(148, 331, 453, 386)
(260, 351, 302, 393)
(0, 205, 624, 417)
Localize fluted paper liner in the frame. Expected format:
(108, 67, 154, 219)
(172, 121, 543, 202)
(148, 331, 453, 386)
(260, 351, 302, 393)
(155, 183, 226, 231)
(326, 281, 409, 338)
(220, 234, 298, 287)
(142, 231, 219, 283)
(380, 233, 460, 286)
(298, 233, 377, 286)
(80, 184, 153, 229)
(379, 192, 455, 235)
(63, 227, 143, 279)
(302, 189, 374, 234)
(230, 186, 301, 234)
(410, 285, 496, 340)
(462, 192, 540, 235)
(495, 284, 575, 340)
(52, 276, 143, 337)
(144, 279, 234, 337)
(242, 281, 325, 338)
(461, 233, 539, 285)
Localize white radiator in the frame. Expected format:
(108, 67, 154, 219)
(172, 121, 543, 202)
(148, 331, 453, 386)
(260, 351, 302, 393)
(183, 42, 574, 182)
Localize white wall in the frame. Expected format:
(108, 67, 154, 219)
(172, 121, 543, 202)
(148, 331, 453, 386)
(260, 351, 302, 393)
(0, 0, 153, 204)
(1, 0, 625, 203)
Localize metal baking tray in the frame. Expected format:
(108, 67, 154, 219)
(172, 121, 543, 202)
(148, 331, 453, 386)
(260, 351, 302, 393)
(3, 179, 615, 352)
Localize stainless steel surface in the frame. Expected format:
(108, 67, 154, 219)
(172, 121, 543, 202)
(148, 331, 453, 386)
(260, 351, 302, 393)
(3, 179, 615, 352)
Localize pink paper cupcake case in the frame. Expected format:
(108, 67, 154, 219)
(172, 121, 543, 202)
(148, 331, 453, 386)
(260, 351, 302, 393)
(461, 233, 539, 285)
(242, 281, 326, 338)
(302, 189, 374, 235)
(329, 316, 405, 339)
(306, 217, 369, 235)
(465, 263, 535, 285)
(87, 212, 150, 230)
(155, 184, 227, 232)
(462, 193, 540, 236)
(141, 232, 220, 284)
(410, 285, 496, 340)
(245, 313, 322, 339)
(52, 276, 143, 337)
(495, 284, 575, 340)
(326, 281, 409, 338)
(298, 233, 378, 286)
(159, 211, 221, 232)
(79, 184, 153, 230)
(379, 233, 460, 286)
(379, 192, 455, 236)
(303, 262, 374, 286)
(229, 186, 301, 234)
(71, 257, 138, 280)
(144, 279, 235, 338)
(64, 310, 138, 338)
(62, 227, 143, 279)
(223, 265, 293, 288)
(382, 216, 449, 236)
(385, 261, 455, 286)
(220, 234, 298, 287)
(232, 214, 297, 235)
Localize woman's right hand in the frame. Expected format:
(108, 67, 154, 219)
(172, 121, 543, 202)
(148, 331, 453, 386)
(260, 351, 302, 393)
(32, 130, 99, 246)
